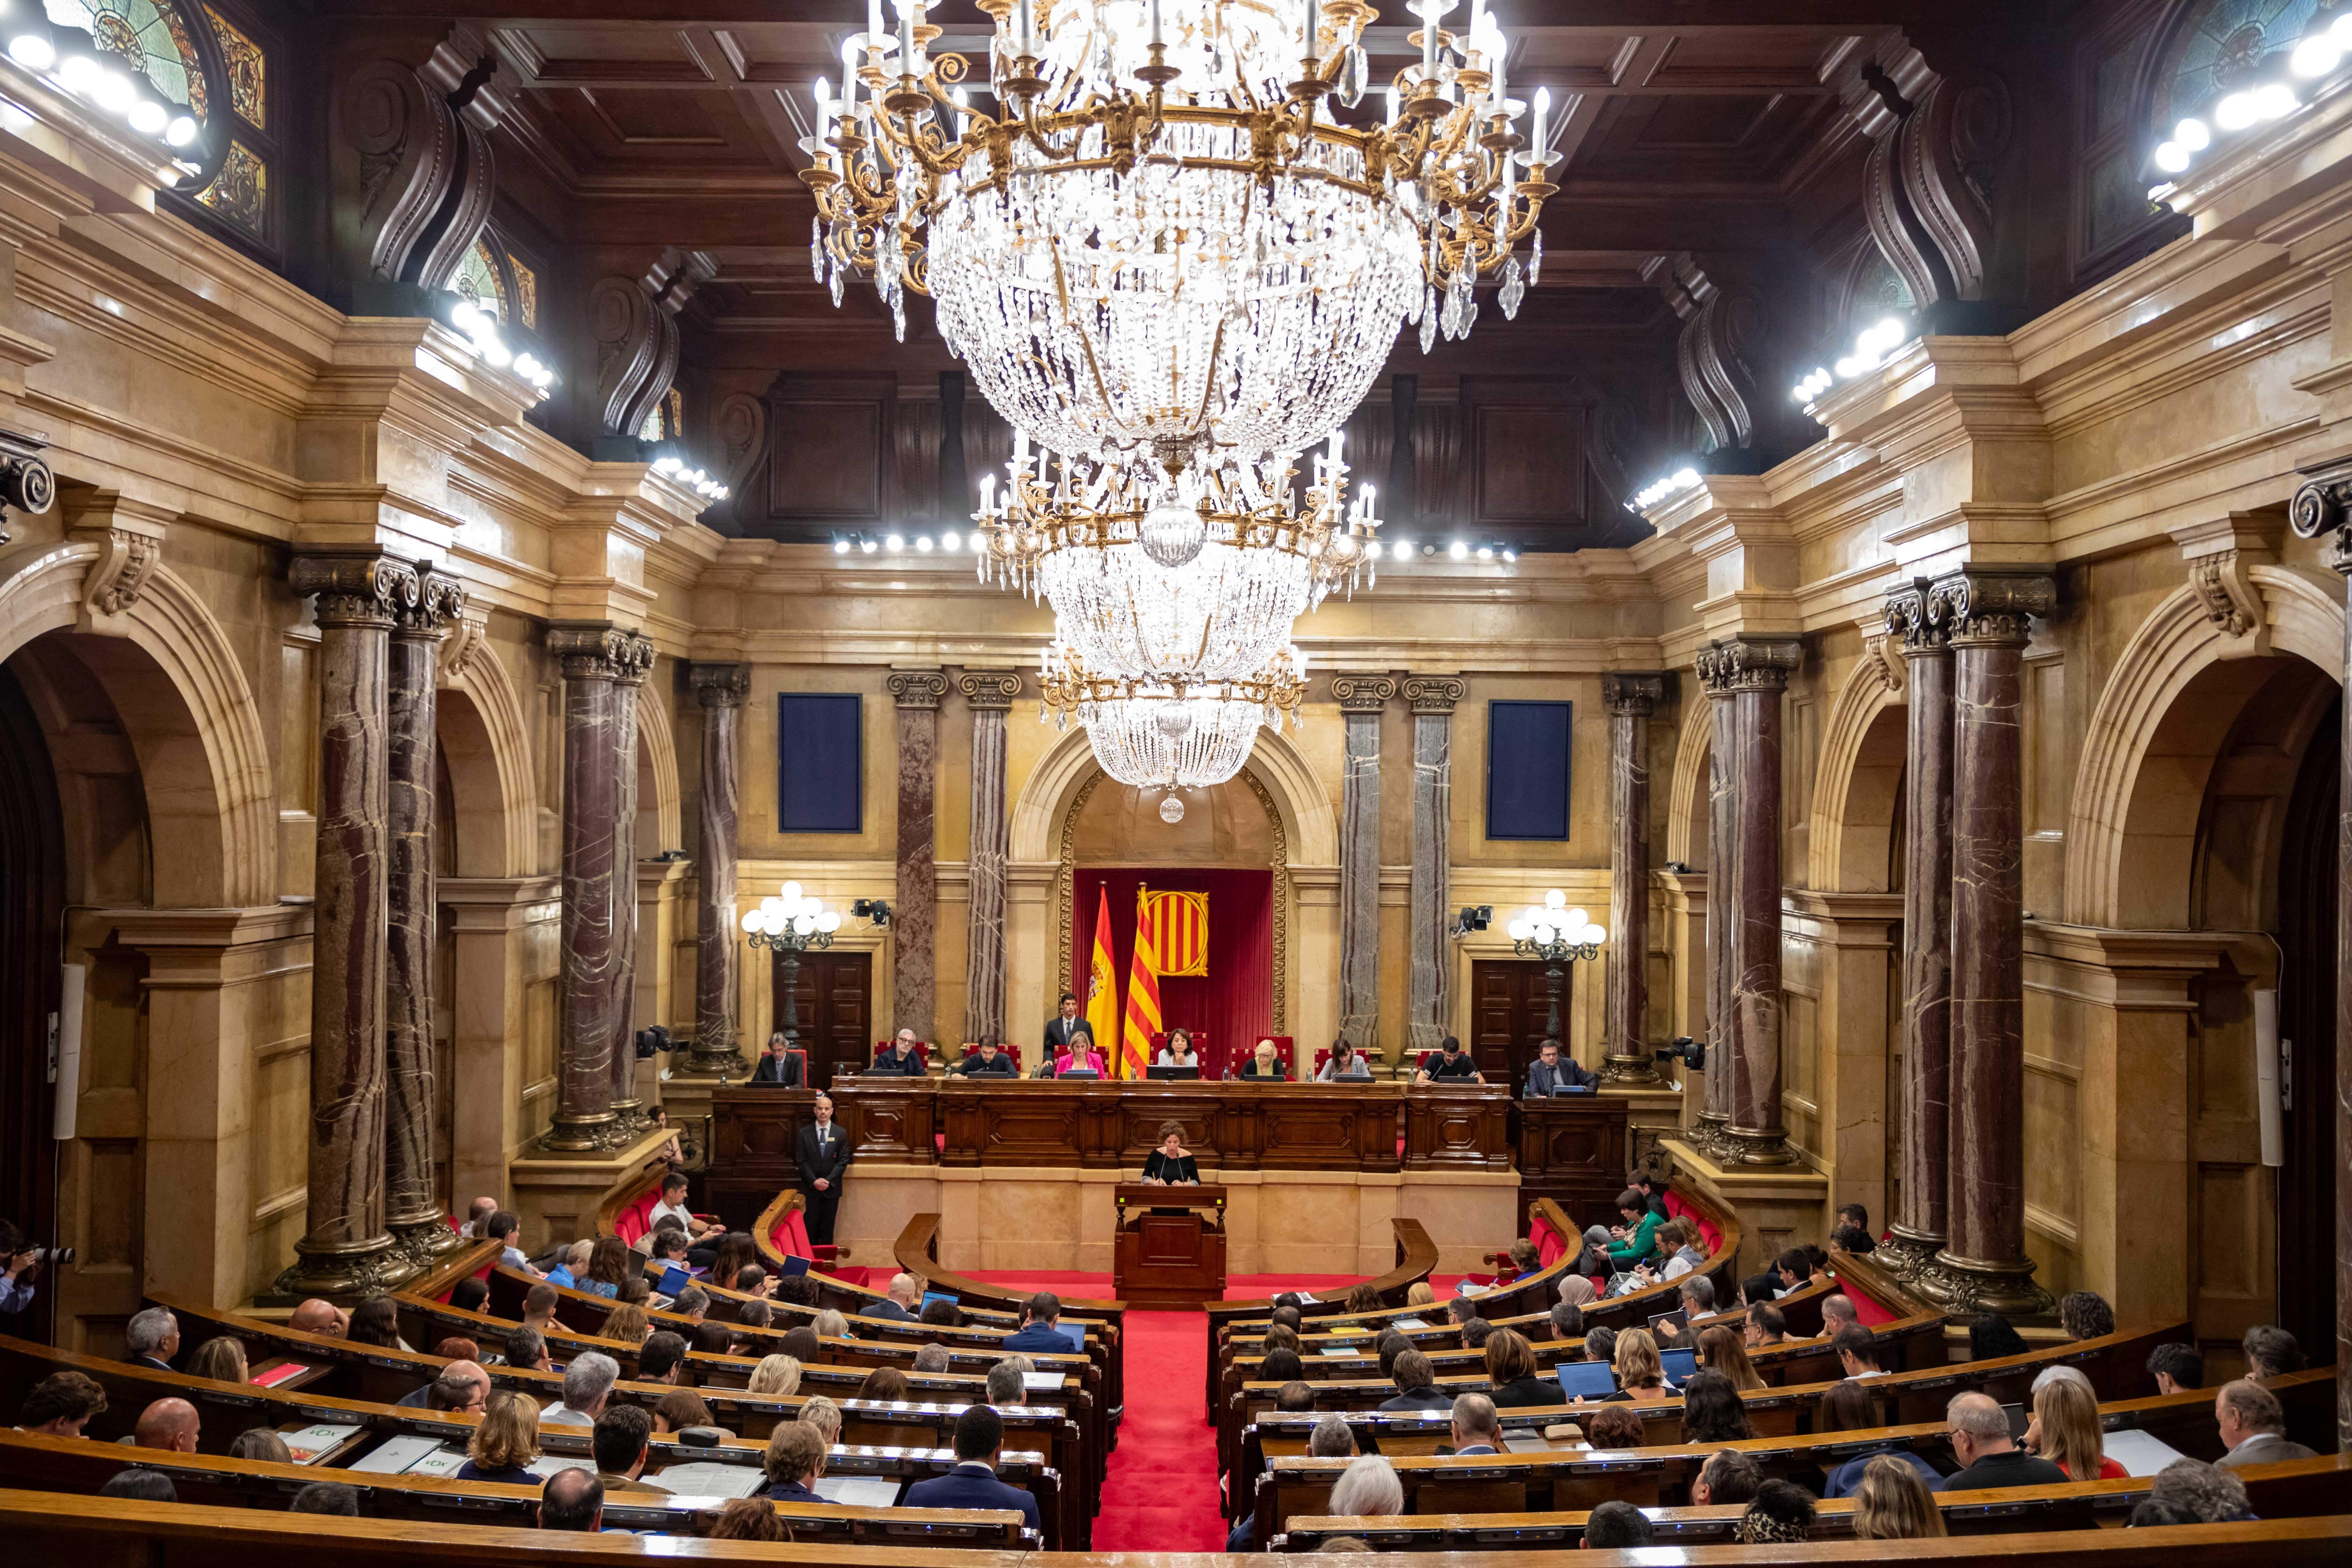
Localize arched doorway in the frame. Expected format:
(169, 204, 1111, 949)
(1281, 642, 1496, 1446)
(0, 660, 64, 1340)
(2275, 694, 2336, 1354)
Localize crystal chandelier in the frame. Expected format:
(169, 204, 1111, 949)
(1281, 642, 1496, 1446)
(803, 0, 1555, 468)
(973, 428, 1379, 683)
(1040, 638, 1308, 788)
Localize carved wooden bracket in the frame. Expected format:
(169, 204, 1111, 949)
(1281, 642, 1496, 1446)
(593, 248, 718, 439)
(333, 30, 514, 289)
(1846, 41, 2009, 308)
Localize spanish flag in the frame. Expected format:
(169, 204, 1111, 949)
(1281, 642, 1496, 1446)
(1085, 885, 1119, 1063)
(1120, 887, 1162, 1079)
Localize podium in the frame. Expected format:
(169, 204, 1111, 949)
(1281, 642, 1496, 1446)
(1112, 1183, 1228, 1308)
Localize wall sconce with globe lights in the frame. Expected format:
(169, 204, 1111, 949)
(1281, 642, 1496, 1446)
(1508, 889, 1607, 1042)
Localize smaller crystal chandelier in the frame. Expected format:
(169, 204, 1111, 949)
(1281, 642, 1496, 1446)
(1040, 639, 1307, 789)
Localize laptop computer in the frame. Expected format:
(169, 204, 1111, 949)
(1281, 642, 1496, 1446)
(1054, 1323, 1085, 1354)
(1146, 1064, 1200, 1079)
(1555, 1361, 1617, 1400)
(1659, 1347, 1698, 1384)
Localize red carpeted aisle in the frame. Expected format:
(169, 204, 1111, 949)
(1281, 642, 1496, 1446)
(959, 1271, 1468, 1552)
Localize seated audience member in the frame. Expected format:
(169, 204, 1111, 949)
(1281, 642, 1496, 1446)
(811, 1308, 849, 1339)
(798, 1396, 844, 1449)
(1004, 1292, 1069, 1353)
(344, 1295, 406, 1350)
(1599, 1328, 1670, 1405)
(905, 1404, 1043, 1532)
(654, 1388, 716, 1438)
(2147, 1341, 2204, 1396)
(692, 1322, 733, 1357)
(2214, 1377, 2319, 1467)
(228, 1430, 292, 1464)
(1774, 1248, 1812, 1292)
(1318, 1038, 1373, 1080)
(485, 1211, 539, 1277)
(537, 1469, 605, 1532)
(1485, 1328, 1566, 1408)
(1405, 1281, 1438, 1309)
(920, 1297, 962, 1328)
(724, 1302, 772, 1355)
(2057, 1290, 2114, 1342)
(1652, 1218, 1706, 1281)
(1835, 1201, 1869, 1233)
(1446, 1295, 1481, 1326)
(956, 1037, 1020, 1077)
(1581, 1406, 1645, 1451)
(647, 1171, 712, 1240)
(99, 1471, 177, 1503)
(133, 1398, 199, 1454)
(1272, 1304, 1306, 1332)
(1326, 1453, 1405, 1518)
(1834, 1203, 1876, 1251)
(576, 1236, 632, 1300)
(703, 1233, 758, 1289)
(2028, 1374, 2123, 1480)
(1573, 1226, 1616, 1280)
(289, 1482, 359, 1516)
(669, 1286, 711, 1326)
(1580, 1499, 1653, 1549)
(501, 1325, 551, 1373)
(1259, 1349, 1305, 1385)
(1448, 1392, 1503, 1455)
(1696, 1324, 1765, 1392)
(1690, 1448, 1762, 1506)
(867, 1273, 924, 1320)
(458, 1392, 542, 1482)
(706, 1497, 788, 1542)
(544, 1352, 620, 1426)
(1548, 1302, 1585, 1343)
(1240, 1039, 1289, 1080)
(1941, 1391, 2066, 1491)
(287, 1298, 347, 1338)
(1373, 1330, 1410, 1382)
(1273, 1381, 1317, 1414)
(1343, 1283, 1385, 1317)
(860, 1366, 910, 1402)
(1851, 1454, 1945, 1539)
(1740, 1271, 1783, 1308)
(1833, 1323, 1884, 1378)
(1414, 1035, 1483, 1084)
(1459, 1318, 1494, 1352)
(593, 1404, 665, 1494)
(1373, 1344, 1439, 1420)
(986, 1361, 1030, 1405)
(2150, 1457, 2254, 1522)
(1969, 1314, 2030, 1362)
(779, 1325, 823, 1363)
(124, 1307, 180, 1371)
(1604, 1188, 1660, 1269)
(2241, 1324, 2305, 1383)
(449, 1278, 491, 1315)
(462, 1196, 498, 1237)
(913, 1343, 951, 1373)
(761, 1421, 830, 1504)
(1668, 1273, 1716, 1327)
(1736, 1480, 1817, 1544)
(407, 1364, 488, 1415)
(1582, 1326, 1617, 1368)
(184, 1336, 246, 1385)
(519, 1283, 560, 1336)
(1676, 1369, 1753, 1444)
(1558, 1274, 1597, 1311)
(432, 1336, 481, 1364)
(749, 1355, 806, 1399)
(1830, 1224, 1876, 1254)
(1745, 1302, 1786, 1349)
(598, 1303, 650, 1348)
(647, 1230, 691, 1271)
(637, 1331, 688, 1385)
(1632, 1171, 1670, 1218)
(2127, 1499, 2199, 1527)
(1525, 1036, 1597, 1096)
(1262, 1324, 1301, 1354)
(1818, 1379, 1940, 1497)
(1818, 1293, 1858, 1337)
(21, 1372, 106, 1438)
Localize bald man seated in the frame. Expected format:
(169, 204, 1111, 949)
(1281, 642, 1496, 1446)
(287, 1298, 346, 1337)
(863, 1273, 923, 1321)
(133, 1396, 199, 1454)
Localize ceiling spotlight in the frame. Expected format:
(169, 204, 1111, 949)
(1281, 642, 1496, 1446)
(1391, 539, 1413, 561)
(7, 34, 55, 71)
(2175, 117, 2211, 151)
(128, 99, 166, 136)
(2153, 140, 2189, 173)
(833, 538, 850, 554)
(1476, 545, 1493, 561)
(884, 533, 904, 551)
(859, 535, 878, 554)
(1501, 548, 1518, 562)
(2294, 35, 2341, 77)
(1448, 540, 1469, 560)
(164, 113, 196, 147)
(938, 531, 960, 551)
(915, 534, 934, 552)
(1420, 541, 1438, 557)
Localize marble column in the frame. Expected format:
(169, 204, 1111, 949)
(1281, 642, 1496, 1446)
(385, 568, 465, 1266)
(2287, 465, 2352, 1450)
(1883, 579, 1955, 1278)
(607, 649, 653, 1131)
(1694, 669, 1739, 1155)
(276, 552, 417, 1297)
(1404, 676, 1463, 1056)
(544, 625, 654, 1152)
(888, 669, 947, 1042)
(690, 663, 750, 1075)
(959, 672, 1021, 1047)
(1601, 673, 1666, 1083)
(1697, 637, 1803, 1166)
(1333, 674, 1394, 1058)
(1920, 570, 2056, 1314)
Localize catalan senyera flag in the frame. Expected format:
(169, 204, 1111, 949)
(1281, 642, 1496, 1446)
(1120, 888, 1163, 1079)
(1085, 884, 1119, 1061)
(1141, 888, 1210, 977)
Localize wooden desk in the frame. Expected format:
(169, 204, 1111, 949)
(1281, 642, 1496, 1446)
(1112, 1183, 1228, 1308)
(1511, 1093, 1631, 1233)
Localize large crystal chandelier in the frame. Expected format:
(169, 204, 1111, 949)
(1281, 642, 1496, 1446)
(1040, 638, 1308, 790)
(803, 0, 1555, 469)
(973, 429, 1379, 682)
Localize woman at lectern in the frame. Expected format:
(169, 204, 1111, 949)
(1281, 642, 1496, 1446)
(1142, 1121, 1199, 1185)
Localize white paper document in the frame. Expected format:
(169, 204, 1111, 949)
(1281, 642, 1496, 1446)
(525, 1456, 595, 1479)
(812, 1474, 902, 1508)
(346, 1435, 448, 1474)
(280, 1423, 362, 1464)
(2103, 1429, 2191, 1477)
(650, 1462, 765, 1499)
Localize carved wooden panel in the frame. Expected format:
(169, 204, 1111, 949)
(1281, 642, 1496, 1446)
(766, 377, 894, 526)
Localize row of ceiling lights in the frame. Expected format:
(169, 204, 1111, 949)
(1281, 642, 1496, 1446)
(2148, 9, 2352, 197)
(6, 15, 199, 162)
(830, 530, 1518, 564)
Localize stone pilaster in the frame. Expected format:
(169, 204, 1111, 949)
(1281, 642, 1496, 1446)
(544, 625, 655, 1153)
(959, 672, 1021, 1047)
(276, 552, 419, 1298)
(1601, 673, 1667, 1084)
(888, 668, 948, 1043)
(607, 645, 654, 1133)
(690, 663, 750, 1075)
(1882, 579, 1955, 1279)
(1917, 569, 2057, 1315)
(384, 568, 465, 1267)
(1332, 674, 1395, 1059)
(1695, 637, 1803, 1167)
(1404, 676, 1463, 1056)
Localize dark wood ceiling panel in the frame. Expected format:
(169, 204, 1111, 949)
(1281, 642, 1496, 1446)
(575, 86, 737, 147)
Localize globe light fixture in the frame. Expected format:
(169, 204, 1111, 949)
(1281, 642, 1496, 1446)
(1508, 888, 1607, 1042)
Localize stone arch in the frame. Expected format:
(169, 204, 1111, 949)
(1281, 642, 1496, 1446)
(1008, 721, 1339, 866)
(635, 679, 683, 858)
(1664, 678, 1713, 867)
(439, 643, 536, 878)
(2064, 567, 2344, 928)
(1807, 651, 1907, 892)
(0, 545, 272, 907)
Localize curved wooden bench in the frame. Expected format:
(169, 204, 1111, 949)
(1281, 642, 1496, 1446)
(889, 1212, 1125, 1417)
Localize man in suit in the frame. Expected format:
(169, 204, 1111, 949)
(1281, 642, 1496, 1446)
(1447, 1392, 1502, 1456)
(751, 1032, 805, 1086)
(1378, 1348, 1444, 1411)
(869, 1028, 926, 1076)
(1003, 1290, 1071, 1354)
(905, 1405, 1042, 1533)
(1525, 1038, 1598, 1097)
(864, 1272, 923, 1321)
(1043, 992, 1093, 1058)
(796, 1093, 849, 1245)
(124, 1307, 178, 1372)
(1940, 1392, 2066, 1491)
(956, 1038, 1019, 1076)
(2214, 1378, 2319, 1468)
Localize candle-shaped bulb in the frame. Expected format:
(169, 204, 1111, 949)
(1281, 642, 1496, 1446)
(898, 0, 916, 72)
(1420, 0, 1437, 76)
(1532, 85, 1550, 160)
(1014, 427, 1030, 463)
(841, 35, 862, 107)
(1018, 0, 1033, 56)
(1385, 84, 1399, 124)
(1328, 428, 1344, 467)
(868, 0, 883, 43)
(1150, 0, 1163, 48)
(1467, 0, 1485, 58)
(978, 472, 996, 512)
(1305, 0, 1318, 65)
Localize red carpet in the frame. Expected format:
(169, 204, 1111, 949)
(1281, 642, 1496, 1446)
(960, 1270, 1454, 1552)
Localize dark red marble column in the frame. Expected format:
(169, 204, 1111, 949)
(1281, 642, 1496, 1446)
(1694, 668, 1738, 1153)
(1601, 673, 1666, 1083)
(690, 663, 749, 1074)
(1881, 579, 1955, 1279)
(276, 553, 416, 1297)
(1921, 569, 2055, 1315)
(384, 569, 464, 1266)
(607, 642, 655, 1129)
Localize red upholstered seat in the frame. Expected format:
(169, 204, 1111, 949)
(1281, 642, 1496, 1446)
(612, 1189, 660, 1248)
(771, 1200, 846, 1269)
(1529, 1214, 1568, 1268)
(872, 1038, 932, 1068)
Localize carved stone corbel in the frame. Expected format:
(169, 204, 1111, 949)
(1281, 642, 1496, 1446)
(67, 491, 173, 633)
(437, 598, 492, 687)
(2171, 514, 2275, 657)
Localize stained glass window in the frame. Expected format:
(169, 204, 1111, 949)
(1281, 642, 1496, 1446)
(453, 240, 507, 323)
(506, 254, 539, 330)
(637, 388, 685, 443)
(204, 5, 261, 128)
(193, 138, 264, 234)
(42, 0, 205, 116)
(2155, 1, 2320, 131)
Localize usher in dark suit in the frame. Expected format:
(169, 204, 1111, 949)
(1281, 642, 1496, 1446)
(796, 1117, 850, 1245)
(1043, 1015, 1095, 1057)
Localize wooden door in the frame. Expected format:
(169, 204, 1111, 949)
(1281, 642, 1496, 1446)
(1468, 958, 1561, 1090)
(2275, 697, 2336, 1356)
(772, 948, 873, 1087)
(0, 663, 62, 1343)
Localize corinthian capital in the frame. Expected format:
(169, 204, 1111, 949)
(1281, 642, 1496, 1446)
(291, 552, 420, 630)
(692, 662, 752, 708)
(1695, 636, 1801, 694)
(1600, 672, 1667, 716)
(394, 568, 466, 638)
(1926, 570, 2056, 648)
(549, 624, 657, 682)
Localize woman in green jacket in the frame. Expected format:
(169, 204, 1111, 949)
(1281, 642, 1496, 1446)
(1606, 1188, 1661, 1268)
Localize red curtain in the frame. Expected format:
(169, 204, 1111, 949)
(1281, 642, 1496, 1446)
(1071, 867, 1273, 1077)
